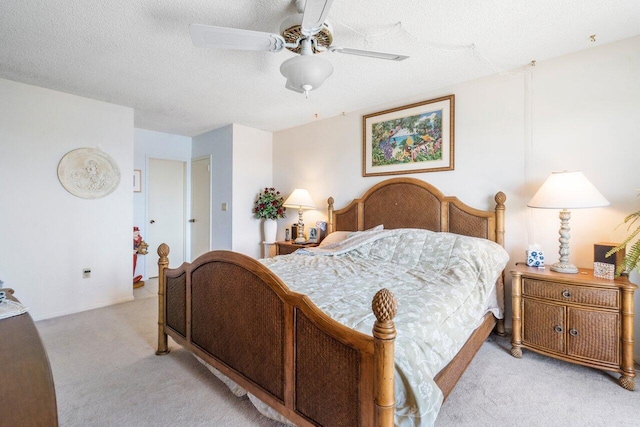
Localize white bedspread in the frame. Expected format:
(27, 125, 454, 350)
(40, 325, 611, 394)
(194, 228, 508, 426)
(259, 228, 509, 426)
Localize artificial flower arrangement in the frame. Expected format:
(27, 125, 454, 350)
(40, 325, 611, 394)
(253, 187, 286, 220)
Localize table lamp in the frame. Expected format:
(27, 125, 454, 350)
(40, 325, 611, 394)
(284, 189, 316, 243)
(528, 171, 609, 273)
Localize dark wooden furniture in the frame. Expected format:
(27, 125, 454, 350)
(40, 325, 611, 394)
(156, 177, 506, 426)
(275, 241, 320, 255)
(0, 289, 58, 426)
(510, 264, 636, 390)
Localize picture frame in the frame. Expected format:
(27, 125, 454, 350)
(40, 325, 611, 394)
(308, 227, 319, 243)
(363, 94, 455, 177)
(133, 170, 142, 192)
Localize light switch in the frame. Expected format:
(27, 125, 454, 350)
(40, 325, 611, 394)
(221, 203, 227, 211)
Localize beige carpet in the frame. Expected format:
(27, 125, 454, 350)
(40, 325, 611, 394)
(35, 281, 640, 426)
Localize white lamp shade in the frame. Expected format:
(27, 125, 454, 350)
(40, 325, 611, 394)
(280, 54, 333, 93)
(528, 171, 609, 209)
(283, 189, 316, 209)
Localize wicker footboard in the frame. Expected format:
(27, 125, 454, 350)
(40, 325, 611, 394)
(156, 245, 397, 426)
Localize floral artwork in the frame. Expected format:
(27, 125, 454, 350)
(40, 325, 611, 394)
(253, 187, 287, 220)
(363, 95, 454, 176)
(372, 110, 443, 166)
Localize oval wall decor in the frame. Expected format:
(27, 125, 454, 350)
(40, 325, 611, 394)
(57, 148, 121, 199)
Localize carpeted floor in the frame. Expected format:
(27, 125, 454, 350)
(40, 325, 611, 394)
(35, 281, 640, 426)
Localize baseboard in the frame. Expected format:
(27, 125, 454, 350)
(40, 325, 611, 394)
(32, 295, 135, 321)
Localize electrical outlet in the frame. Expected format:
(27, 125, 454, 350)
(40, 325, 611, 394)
(83, 268, 91, 279)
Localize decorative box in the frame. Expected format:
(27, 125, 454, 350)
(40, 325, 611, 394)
(526, 250, 545, 267)
(593, 242, 624, 279)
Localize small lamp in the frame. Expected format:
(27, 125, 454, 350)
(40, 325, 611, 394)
(528, 171, 609, 273)
(284, 189, 316, 243)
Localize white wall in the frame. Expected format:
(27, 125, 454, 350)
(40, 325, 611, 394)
(231, 124, 273, 258)
(193, 124, 233, 252)
(0, 78, 134, 320)
(273, 36, 640, 358)
(134, 128, 191, 279)
(192, 124, 273, 259)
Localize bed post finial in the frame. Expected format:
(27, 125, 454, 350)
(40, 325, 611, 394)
(327, 197, 335, 234)
(158, 242, 170, 259)
(156, 243, 170, 355)
(372, 288, 398, 324)
(372, 288, 397, 427)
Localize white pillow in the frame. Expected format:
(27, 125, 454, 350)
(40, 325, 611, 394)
(319, 225, 385, 248)
(347, 224, 384, 237)
(318, 231, 352, 247)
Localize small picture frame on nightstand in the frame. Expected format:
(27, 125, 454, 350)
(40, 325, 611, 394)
(308, 227, 319, 243)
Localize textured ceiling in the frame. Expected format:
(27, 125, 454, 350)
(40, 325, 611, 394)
(1, 0, 639, 136)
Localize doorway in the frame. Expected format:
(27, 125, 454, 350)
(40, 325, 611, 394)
(146, 158, 186, 276)
(190, 156, 211, 260)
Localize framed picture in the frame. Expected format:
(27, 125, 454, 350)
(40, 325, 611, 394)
(308, 227, 319, 243)
(363, 95, 454, 177)
(133, 170, 142, 192)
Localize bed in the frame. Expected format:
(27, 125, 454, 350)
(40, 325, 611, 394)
(155, 177, 507, 426)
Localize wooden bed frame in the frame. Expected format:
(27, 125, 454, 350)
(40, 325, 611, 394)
(156, 177, 506, 426)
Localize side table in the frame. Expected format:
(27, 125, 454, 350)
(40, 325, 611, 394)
(510, 263, 637, 390)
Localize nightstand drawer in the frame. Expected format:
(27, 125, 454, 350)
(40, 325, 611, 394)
(275, 241, 320, 255)
(523, 279, 618, 309)
(277, 244, 299, 255)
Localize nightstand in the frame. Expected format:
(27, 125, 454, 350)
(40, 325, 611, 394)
(275, 241, 319, 255)
(262, 242, 277, 258)
(510, 263, 637, 390)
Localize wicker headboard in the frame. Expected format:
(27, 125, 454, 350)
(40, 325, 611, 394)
(327, 177, 506, 247)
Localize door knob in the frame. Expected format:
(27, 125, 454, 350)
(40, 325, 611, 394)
(150, 219, 155, 224)
(188, 219, 196, 223)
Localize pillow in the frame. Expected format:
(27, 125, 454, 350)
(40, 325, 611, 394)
(318, 231, 351, 247)
(319, 225, 385, 248)
(347, 224, 384, 238)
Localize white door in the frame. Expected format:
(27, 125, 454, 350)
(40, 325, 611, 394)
(190, 156, 211, 260)
(147, 158, 186, 276)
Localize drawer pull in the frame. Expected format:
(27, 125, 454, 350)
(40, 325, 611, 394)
(561, 290, 571, 298)
(569, 329, 579, 337)
(554, 325, 563, 333)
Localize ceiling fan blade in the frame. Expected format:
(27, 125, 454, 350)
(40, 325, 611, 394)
(190, 24, 286, 52)
(328, 46, 409, 61)
(301, 0, 335, 36)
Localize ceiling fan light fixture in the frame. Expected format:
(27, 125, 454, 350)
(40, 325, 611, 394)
(279, 13, 333, 54)
(280, 54, 334, 95)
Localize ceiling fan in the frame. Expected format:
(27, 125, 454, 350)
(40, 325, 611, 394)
(190, 0, 409, 97)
